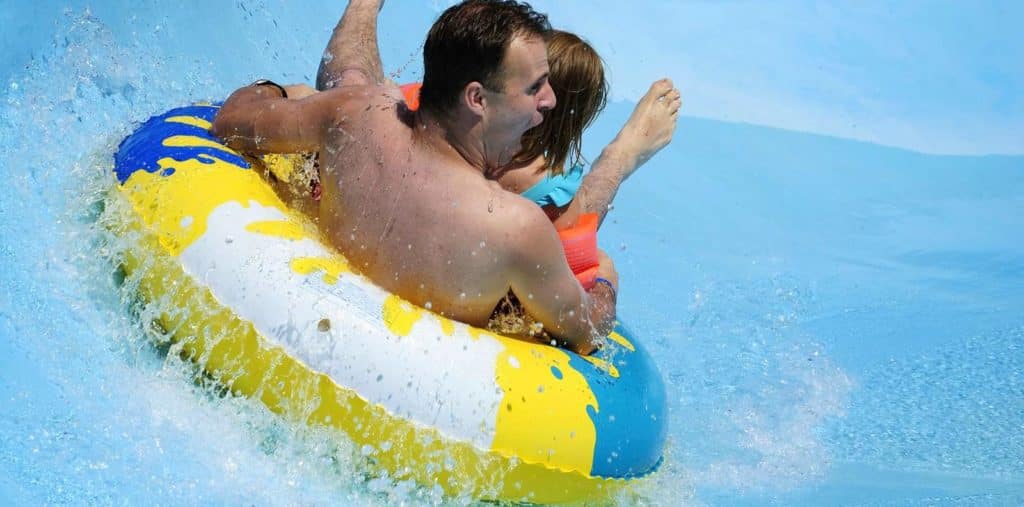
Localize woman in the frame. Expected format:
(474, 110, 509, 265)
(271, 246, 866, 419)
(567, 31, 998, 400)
(494, 30, 679, 232)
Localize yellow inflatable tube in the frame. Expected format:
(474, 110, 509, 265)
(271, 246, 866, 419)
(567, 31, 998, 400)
(110, 104, 667, 504)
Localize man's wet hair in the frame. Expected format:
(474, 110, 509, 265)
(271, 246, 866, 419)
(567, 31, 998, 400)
(419, 0, 551, 117)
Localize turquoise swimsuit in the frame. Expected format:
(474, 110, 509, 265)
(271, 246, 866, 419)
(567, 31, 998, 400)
(520, 163, 586, 207)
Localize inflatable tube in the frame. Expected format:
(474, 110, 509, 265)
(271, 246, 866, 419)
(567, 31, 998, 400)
(110, 104, 667, 504)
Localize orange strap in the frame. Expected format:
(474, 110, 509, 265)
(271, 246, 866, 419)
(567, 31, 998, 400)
(557, 213, 600, 290)
(400, 82, 422, 111)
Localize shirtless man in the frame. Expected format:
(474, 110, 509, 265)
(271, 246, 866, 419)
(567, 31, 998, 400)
(213, 0, 618, 354)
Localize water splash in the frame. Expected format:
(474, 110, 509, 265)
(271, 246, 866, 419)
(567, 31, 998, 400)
(663, 276, 854, 492)
(0, 9, 427, 506)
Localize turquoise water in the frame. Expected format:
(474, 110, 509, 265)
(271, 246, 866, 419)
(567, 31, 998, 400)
(2, 1, 1023, 505)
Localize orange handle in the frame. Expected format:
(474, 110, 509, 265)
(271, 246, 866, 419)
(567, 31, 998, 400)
(557, 213, 600, 290)
(400, 82, 422, 111)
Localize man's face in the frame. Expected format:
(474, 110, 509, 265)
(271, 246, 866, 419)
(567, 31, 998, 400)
(483, 35, 556, 166)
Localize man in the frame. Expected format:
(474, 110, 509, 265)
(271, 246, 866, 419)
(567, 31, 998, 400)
(212, 0, 616, 354)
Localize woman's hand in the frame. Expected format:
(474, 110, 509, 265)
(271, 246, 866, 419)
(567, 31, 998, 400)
(615, 79, 681, 173)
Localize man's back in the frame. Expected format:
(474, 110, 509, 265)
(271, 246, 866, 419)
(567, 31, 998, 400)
(315, 85, 535, 326)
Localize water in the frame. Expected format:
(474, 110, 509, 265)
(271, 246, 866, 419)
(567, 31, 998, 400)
(2, 1, 1022, 505)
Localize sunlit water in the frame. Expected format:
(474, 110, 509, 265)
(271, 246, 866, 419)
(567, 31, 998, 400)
(2, 2, 1022, 505)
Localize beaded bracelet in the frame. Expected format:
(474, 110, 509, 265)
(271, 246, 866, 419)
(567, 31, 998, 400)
(594, 276, 616, 298)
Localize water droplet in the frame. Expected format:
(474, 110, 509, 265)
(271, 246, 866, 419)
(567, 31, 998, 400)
(424, 301, 432, 310)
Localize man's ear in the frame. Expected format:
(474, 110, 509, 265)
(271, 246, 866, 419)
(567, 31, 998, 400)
(463, 81, 487, 117)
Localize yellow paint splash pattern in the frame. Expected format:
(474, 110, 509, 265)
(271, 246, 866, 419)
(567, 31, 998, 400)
(382, 294, 425, 337)
(466, 327, 496, 341)
(122, 156, 283, 256)
(164, 115, 212, 130)
(262, 153, 305, 183)
(581, 355, 620, 378)
(163, 134, 242, 154)
(492, 339, 598, 475)
(246, 219, 308, 241)
(290, 256, 350, 285)
(380, 296, 460, 338)
(438, 317, 455, 336)
(607, 330, 635, 352)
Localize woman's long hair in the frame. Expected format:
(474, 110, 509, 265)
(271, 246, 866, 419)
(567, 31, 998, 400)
(510, 30, 608, 175)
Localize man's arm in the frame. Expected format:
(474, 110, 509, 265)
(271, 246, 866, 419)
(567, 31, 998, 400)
(317, 0, 389, 90)
(211, 84, 350, 154)
(507, 206, 618, 355)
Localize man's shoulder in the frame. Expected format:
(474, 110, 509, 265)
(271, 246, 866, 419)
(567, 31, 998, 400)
(482, 189, 559, 251)
(319, 84, 413, 141)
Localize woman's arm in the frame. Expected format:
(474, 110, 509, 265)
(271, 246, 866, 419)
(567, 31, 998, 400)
(551, 78, 681, 229)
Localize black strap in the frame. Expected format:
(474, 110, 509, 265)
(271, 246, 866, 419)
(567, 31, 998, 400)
(252, 79, 288, 98)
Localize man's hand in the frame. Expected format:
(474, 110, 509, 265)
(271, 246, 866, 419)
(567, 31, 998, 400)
(595, 248, 619, 290)
(508, 204, 617, 355)
(284, 83, 317, 100)
(579, 248, 618, 352)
